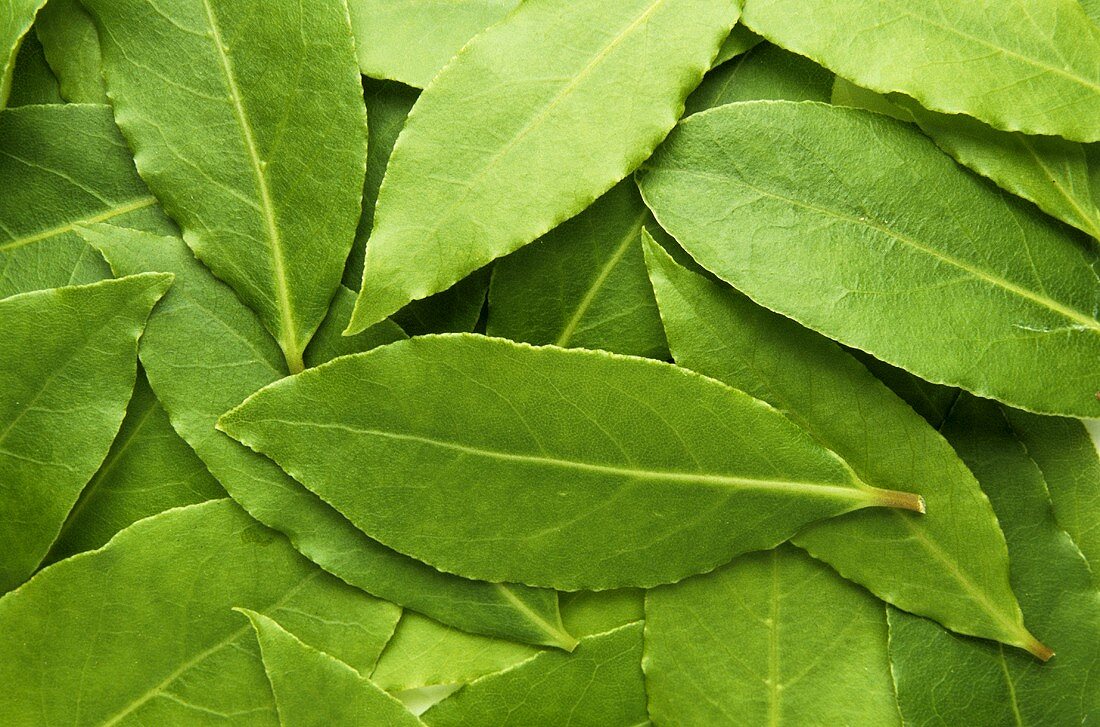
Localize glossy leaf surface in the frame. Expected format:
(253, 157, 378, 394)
(83, 224, 574, 649)
(742, 0, 1100, 141)
(0, 273, 170, 593)
(645, 545, 901, 725)
(220, 333, 924, 590)
(348, 0, 739, 331)
(84, 0, 367, 372)
(639, 100, 1100, 417)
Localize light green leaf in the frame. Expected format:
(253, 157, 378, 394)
(7, 30, 61, 106)
(643, 239, 1044, 655)
(889, 396, 1099, 725)
(1002, 408, 1100, 584)
(82, 224, 575, 650)
(347, 0, 520, 88)
(421, 622, 647, 727)
(830, 76, 912, 120)
(742, 0, 1100, 142)
(0, 0, 46, 107)
(559, 589, 645, 639)
(1084, 0, 1100, 24)
(712, 24, 764, 66)
(844, 349, 959, 429)
(488, 180, 668, 358)
(34, 0, 107, 103)
(0, 104, 174, 298)
(240, 609, 423, 727)
(347, 0, 739, 332)
(645, 545, 901, 726)
(0, 273, 171, 593)
(685, 41, 832, 115)
(83, 0, 367, 373)
(0, 499, 401, 725)
(344, 78, 420, 290)
(638, 100, 1100, 418)
(42, 368, 225, 565)
(219, 333, 924, 590)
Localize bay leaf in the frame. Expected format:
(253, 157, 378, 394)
(1002, 408, 1100, 583)
(83, 0, 367, 373)
(0, 273, 171, 593)
(82, 224, 576, 650)
(645, 545, 901, 725)
(741, 0, 1100, 142)
(0, 0, 45, 107)
(0, 104, 174, 298)
(7, 30, 61, 106)
(305, 285, 407, 370)
(487, 180, 669, 358)
(393, 266, 491, 336)
(421, 622, 647, 727)
(241, 609, 423, 727)
(42, 368, 225, 564)
(638, 100, 1100, 418)
(0, 499, 401, 725)
(643, 238, 1044, 655)
(347, 0, 739, 332)
(347, 0, 520, 89)
(844, 349, 959, 429)
(712, 24, 764, 66)
(889, 395, 1100, 725)
(34, 0, 106, 103)
(219, 333, 925, 590)
(685, 41, 832, 115)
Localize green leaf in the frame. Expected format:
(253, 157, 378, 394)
(347, 0, 739, 332)
(0, 104, 174, 298)
(240, 609, 424, 727)
(0, 273, 171, 593)
(7, 30, 62, 106)
(34, 0, 107, 103)
(82, 224, 575, 650)
(638, 100, 1100, 418)
(0, 0, 46, 107)
(0, 499, 401, 725)
(219, 333, 925, 590)
(559, 589, 645, 639)
(83, 0, 367, 373)
(393, 266, 492, 336)
(306, 286, 407, 370)
(347, 0, 520, 89)
(643, 238, 1044, 656)
(889, 396, 1098, 725)
(421, 622, 647, 727)
(844, 349, 959, 429)
(487, 180, 669, 358)
(712, 24, 764, 66)
(741, 0, 1100, 142)
(344, 78, 420, 290)
(1002, 408, 1100, 584)
(645, 545, 901, 725)
(42, 368, 225, 565)
(685, 41, 832, 115)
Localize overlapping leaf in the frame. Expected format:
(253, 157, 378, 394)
(0, 0, 46, 108)
(34, 0, 106, 103)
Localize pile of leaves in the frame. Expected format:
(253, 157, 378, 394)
(1, 0, 1098, 724)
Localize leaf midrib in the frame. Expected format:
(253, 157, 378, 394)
(240, 418, 872, 504)
(200, 0, 300, 370)
(667, 165, 1100, 333)
(0, 195, 157, 253)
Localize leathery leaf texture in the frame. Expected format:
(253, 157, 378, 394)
(82, 0, 368, 373)
(219, 333, 925, 590)
(639, 100, 1100, 418)
(347, 0, 739, 331)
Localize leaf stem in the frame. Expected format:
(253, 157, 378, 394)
(869, 488, 926, 514)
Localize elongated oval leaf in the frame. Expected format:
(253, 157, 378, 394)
(219, 334, 924, 589)
(0, 273, 171, 593)
(487, 180, 669, 358)
(742, 0, 1100, 141)
(347, 0, 520, 88)
(241, 609, 424, 727)
(639, 100, 1100, 418)
(889, 396, 1099, 725)
(42, 369, 225, 564)
(34, 0, 106, 103)
(0, 104, 174, 298)
(645, 545, 901, 725)
(83, 0, 367, 372)
(643, 238, 1044, 656)
(0, 500, 401, 725)
(0, 0, 45, 107)
(347, 0, 739, 332)
(82, 224, 576, 650)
